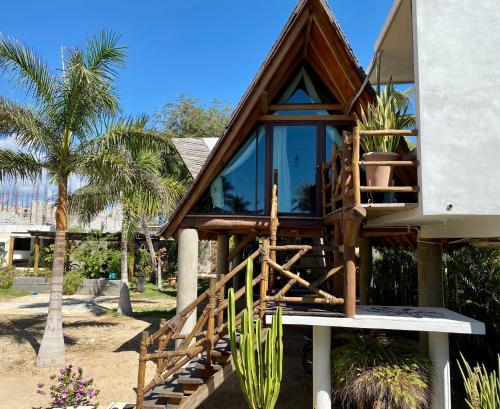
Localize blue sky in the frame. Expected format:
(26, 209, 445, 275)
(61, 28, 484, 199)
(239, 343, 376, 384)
(0, 0, 393, 116)
(0, 0, 394, 204)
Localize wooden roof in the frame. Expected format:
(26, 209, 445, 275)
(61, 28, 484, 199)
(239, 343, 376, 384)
(171, 138, 218, 179)
(160, 0, 373, 238)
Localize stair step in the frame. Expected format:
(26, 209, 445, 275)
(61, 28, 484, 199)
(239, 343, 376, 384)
(177, 377, 204, 385)
(143, 396, 168, 409)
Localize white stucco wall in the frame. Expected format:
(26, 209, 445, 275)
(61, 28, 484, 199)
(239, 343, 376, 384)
(413, 0, 500, 217)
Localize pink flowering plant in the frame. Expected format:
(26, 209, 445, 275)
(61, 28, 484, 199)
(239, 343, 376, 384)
(36, 365, 99, 407)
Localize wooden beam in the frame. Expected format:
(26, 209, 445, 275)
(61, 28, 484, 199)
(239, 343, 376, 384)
(268, 103, 344, 111)
(33, 237, 40, 274)
(258, 114, 353, 121)
(359, 129, 418, 136)
(7, 236, 14, 266)
(360, 186, 420, 193)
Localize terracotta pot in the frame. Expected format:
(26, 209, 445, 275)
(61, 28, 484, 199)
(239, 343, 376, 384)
(363, 151, 400, 187)
(169, 277, 177, 288)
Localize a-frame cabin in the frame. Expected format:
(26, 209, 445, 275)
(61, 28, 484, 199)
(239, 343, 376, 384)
(135, 1, 466, 409)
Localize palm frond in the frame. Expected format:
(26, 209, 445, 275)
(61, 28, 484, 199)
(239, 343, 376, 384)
(0, 96, 54, 153)
(69, 183, 119, 223)
(0, 149, 43, 182)
(0, 35, 57, 106)
(84, 31, 125, 81)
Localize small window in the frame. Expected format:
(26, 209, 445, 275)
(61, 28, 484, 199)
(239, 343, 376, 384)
(13, 237, 31, 251)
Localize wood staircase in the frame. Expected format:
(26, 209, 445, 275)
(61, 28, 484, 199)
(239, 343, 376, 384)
(135, 126, 419, 409)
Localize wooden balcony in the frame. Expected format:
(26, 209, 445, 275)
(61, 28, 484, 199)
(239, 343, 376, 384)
(322, 127, 419, 225)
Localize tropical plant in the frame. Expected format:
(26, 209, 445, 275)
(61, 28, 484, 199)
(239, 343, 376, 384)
(459, 353, 500, 409)
(331, 334, 431, 409)
(36, 364, 99, 407)
(0, 32, 166, 366)
(356, 58, 415, 153)
(227, 258, 283, 409)
(70, 232, 111, 278)
(0, 265, 18, 288)
(62, 269, 85, 295)
(356, 80, 415, 152)
(70, 136, 185, 312)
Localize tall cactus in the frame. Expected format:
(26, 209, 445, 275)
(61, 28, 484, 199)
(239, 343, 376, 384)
(227, 258, 283, 409)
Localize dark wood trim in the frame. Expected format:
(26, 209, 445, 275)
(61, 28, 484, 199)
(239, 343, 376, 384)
(258, 114, 353, 121)
(269, 103, 344, 111)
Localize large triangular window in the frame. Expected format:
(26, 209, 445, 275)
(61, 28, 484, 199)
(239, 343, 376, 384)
(277, 66, 323, 104)
(273, 65, 338, 115)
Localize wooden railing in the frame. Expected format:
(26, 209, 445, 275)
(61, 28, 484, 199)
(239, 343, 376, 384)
(136, 238, 344, 408)
(322, 126, 419, 216)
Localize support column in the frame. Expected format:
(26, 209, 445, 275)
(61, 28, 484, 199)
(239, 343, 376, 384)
(417, 239, 444, 307)
(177, 229, 199, 344)
(33, 236, 40, 274)
(417, 239, 443, 353)
(7, 236, 14, 266)
(313, 326, 331, 409)
(429, 332, 451, 409)
(216, 234, 229, 328)
(359, 237, 372, 305)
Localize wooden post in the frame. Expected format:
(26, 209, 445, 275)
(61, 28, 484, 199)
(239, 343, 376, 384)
(7, 236, 14, 266)
(259, 239, 270, 319)
(156, 319, 168, 375)
(359, 237, 372, 305)
(206, 278, 216, 367)
(352, 126, 361, 206)
(136, 330, 149, 409)
(216, 234, 229, 329)
(33, 236, 40, 274)
(343, 244, 356, 318)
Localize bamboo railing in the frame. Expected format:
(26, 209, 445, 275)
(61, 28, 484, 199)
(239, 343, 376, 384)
(136, 184, 347, 408)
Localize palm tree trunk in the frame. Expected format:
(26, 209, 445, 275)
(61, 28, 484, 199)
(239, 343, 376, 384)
(141, 218, 159, 288)
(36, 176, 67, 367)
(118, 211, 132, 315)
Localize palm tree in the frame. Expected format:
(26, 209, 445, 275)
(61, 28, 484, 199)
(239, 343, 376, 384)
(0, 32, 165, 366)
(70, 143, 185, 312)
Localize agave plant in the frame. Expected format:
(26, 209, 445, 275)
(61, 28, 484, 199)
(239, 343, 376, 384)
(459, 353, 500, 409)
(356, 80, 415, 153)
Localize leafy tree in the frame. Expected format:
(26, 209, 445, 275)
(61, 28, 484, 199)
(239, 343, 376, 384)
(155, 94, 232, 181)
(70, 137, 185, 311)
(0, 32, 165, 366)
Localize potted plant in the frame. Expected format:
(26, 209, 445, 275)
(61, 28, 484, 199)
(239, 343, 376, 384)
(356, 78, 415, 188)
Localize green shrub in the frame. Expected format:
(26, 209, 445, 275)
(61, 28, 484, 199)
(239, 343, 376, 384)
(331, 334, 431, 409)
(107, 249, 121, 278)
(63, 269, 86, 295)
(70, 232, 113, 278)
(0, 266, 18, 289)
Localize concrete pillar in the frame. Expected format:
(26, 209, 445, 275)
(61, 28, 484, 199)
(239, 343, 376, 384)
(177, 229, 199, 344)
(417, 240, 444, 308)
(417, 239, 443, 353)
(429, 332, 451, 409)
(313, 326, 331, 409)
(216, 234, 229, 328)
(359, 237, 372, 305)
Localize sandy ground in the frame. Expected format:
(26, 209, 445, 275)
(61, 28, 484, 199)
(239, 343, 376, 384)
(0, 294, 311, 409)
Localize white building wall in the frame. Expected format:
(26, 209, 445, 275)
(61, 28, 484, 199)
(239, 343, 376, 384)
(413, 0, 500, 217)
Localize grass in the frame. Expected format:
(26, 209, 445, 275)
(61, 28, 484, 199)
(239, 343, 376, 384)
(130, 282, 176, 299)
(0, 287, 30, 300)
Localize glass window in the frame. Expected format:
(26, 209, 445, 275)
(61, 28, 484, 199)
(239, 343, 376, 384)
(193, 125, 265, 214)
(326, 125, 343, 163)
(272, 125, 317, 213)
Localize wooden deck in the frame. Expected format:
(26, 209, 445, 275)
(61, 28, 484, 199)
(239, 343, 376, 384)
(323, 202, 418, 225)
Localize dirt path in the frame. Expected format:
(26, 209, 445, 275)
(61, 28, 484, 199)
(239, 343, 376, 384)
(0, 293, 311, 409)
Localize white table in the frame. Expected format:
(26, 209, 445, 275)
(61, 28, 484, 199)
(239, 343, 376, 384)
(266, 305, 485, 409)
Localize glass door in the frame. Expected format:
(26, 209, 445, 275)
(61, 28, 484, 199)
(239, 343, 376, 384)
(272, 125, 318, 214)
